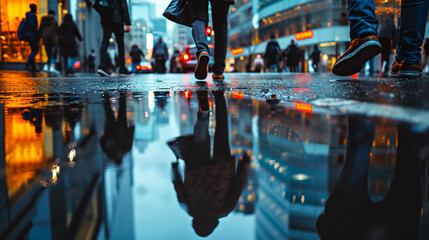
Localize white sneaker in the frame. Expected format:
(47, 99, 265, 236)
(43, 64, 49, 72)
(49, 64, 60, 74)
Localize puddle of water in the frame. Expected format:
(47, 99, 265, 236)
(0, 91, 428, 240)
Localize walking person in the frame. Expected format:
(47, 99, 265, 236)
(252, 54, 264, 73)
(264, 35, 281, 72)
(168, 89, 250, 237)
(39, 10, 59, 73)
(189, 0, 231, 81)
(96, 0, 132, 76)
(284, 40, 301, 72)
(310, 45, 321, 72)
(153, 38, 168, 73)
(130, 44, 145, 73)
(24, 4, 41, 74)
(59, 14, 83, 74)
(378, 17, 397, 77)
(332, 0, 429, 77)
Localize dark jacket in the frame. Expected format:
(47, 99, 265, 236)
(424, 38, 429, 56)
(102, 0, 131, 25)
(265, 40, 281, 64)
(153, 42, 168, 60)
(378, 18, 397, 47)
(130, 46, 145, 63)
(39, 15, 58, 44)
(285, 44, 301, 65)
(59, 17, 83, 57)
(311, 48, 321, 63)
(25, 11, 41, 42)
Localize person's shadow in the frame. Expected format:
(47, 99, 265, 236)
(317, 117, 424, 240)
(99, 92, 135, 165)
(168, 89, 250, 237)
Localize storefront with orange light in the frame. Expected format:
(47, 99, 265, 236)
(0, 0, 67, 68)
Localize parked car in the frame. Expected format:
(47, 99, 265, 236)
(175, 44, 214, 73)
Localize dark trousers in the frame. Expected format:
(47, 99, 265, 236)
(26, 41, 39, 71)
(44, 42, 56, 65)
(100, 22, 125, 70)
(379, 37, 392, 74)
(155, 56, 166, 73)
(312, 62, 319, 72)
(188, 91, 232, 168)
(288, 64, 298, 72)
(189, 0, 230, 75)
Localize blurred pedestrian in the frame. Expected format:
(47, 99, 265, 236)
(153, 37, 168, 73)
(88, 49, 96, 73)
(284, 40, 301, 72)
(24, 4, 41, 73)
(422, 38, 429, 73)
(332, 0, 428, 77)
(310, 45, 321, 72)
(130, 44, 145, 73)
(252, 54, 264, 73)
(189, 0, 231, 81)
(97, 0, 132, 76)
(170, 49, 181, 73)
(168, 89, 250, 237)
(264, 35, 281, 72)
(39, 10, 59, 73)
(378, 17, 397, 77)
(59, 14, 82, 74)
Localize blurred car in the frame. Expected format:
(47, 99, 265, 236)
(175, 44, 214, 73)
(134, 60, 153, 73)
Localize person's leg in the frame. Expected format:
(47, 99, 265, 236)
(27, 41, 39, 72)
(63, 56, 69, 73)
(45, 43, 53, 66)
(396, 0, 429, 65)
(211, 0, 230, 75)
(117, 92, 127, 129)
(189, 0, 209, 57)
(99, 23, 113, 69)
(113, 24, 125, 70)
(212, 91, 232, 162)
(348, 0, 378, 39)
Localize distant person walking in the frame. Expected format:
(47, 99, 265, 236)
(153, 38, 168, 73)
(378, 17, 397, 77)
(189, 0, 231, 81)
(129, 44, 145, 73)
(332, 0, 428, 77)
(87, 49, 96, 73)
(252, 54, 264, 73)
(59, 14, 82, 74)
(24, 4, 41, 73)
(284, 40, 301, 72)
(264, 35, 281, 72)
(39, 10, 59, 73)
(310, 45, 321, 72)
(96, 0, 132, 76)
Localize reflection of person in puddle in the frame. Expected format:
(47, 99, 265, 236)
(317, 118, 424, 240)
(99, 92, 135, 165)
(168, 90, 250, 237)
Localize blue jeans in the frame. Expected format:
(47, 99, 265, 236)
(189, 0, 230, 75)
(349, 0, 429, 64)
(396, 0, 429, 64)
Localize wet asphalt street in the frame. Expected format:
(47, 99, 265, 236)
(1, 71, 429, 240)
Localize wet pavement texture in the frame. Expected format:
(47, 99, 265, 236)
(0, 71, 428, 240)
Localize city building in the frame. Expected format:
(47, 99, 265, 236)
(227, 0, 425, 73)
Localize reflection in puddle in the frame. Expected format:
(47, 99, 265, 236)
(0, 91, 428, 239)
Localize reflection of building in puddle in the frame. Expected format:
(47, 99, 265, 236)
(254, 102, 401, 239)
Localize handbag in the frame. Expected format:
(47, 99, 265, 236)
(93, 0, 114, 18)
(162, 0, 192, 27)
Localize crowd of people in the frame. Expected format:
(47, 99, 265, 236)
(20, 0, 429, 79)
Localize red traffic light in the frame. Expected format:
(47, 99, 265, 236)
(206, 27, 212, 35)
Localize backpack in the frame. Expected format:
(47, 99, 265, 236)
(266, 43, 280, 59)
(93, 0, 115, 18)
(18, 18, 29, 41)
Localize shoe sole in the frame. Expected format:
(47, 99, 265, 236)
(332, 40, 382, 76)
(398, 70, 422, 78)
(97, 69, 111, 77)
(195, 54, 209, 80)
